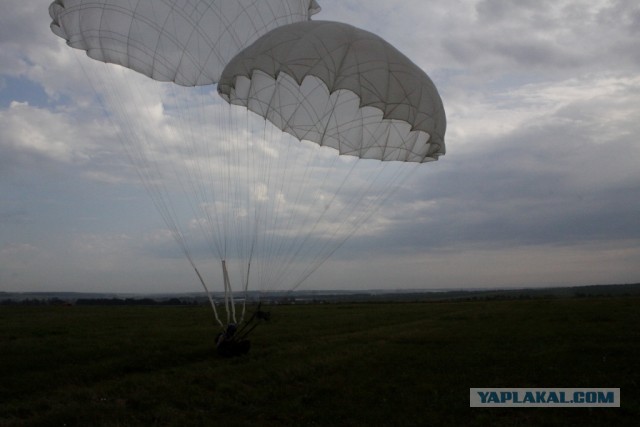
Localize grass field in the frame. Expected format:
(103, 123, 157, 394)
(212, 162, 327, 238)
(1, 297, 639, 426)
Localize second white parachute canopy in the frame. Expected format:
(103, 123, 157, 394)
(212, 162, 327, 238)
(218, 21, 446, 163)
(49, 0, 321, 86)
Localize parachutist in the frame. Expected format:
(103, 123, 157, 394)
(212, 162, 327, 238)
(215, 306, 271, 357)
(216, 323, 250, 357)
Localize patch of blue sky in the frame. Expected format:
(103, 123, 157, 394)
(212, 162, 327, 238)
(0, 75, 58, 109)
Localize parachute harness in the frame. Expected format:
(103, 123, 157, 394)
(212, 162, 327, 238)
(215, 304, 270, 357)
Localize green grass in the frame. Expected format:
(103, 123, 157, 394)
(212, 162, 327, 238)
(1, 297, 639, 426)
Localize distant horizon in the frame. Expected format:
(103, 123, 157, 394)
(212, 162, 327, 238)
(3, 281, 639, 298)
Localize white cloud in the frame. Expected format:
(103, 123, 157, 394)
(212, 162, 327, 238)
(1, 101, 90, 163)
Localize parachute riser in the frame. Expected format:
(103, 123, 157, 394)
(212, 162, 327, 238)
(192, 265, 224, 328)
(221, 259, 237, 324)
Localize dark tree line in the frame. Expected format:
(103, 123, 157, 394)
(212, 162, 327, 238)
(1, 297, 200, 306)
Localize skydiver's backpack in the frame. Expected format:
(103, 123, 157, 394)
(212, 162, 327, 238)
(215, 325, 251, 357)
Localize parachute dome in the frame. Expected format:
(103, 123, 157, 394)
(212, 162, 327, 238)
(49, 0, 321, 86)
(218, 21, 446, 163)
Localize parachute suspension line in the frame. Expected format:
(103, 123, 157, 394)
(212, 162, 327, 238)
(277, 96, 425, 289)
(182, 87, 246, 328)
(239, 259, 252, 324)
(262, 122, 320, 290)
(240, 73, 282, 292)
(238, 109, 259, 324)
(274, 156, 361, 288)
(107, 74, 215, 309)
(221, 259, 238, 324)
(206, 91, 225, 259)
(218, 105, 245, 324)
(262, 84, 350, 288)
(245, 75, 324, 291)
(86, 61, 190, 262)
(251, 113, 280, 291)
(290, 161, 421, 291)
(172, 83, 222, 260)
(252, 110, 282, 290)
(73, 54, 227, 324)
(264, 150, 345, 289)
(192, 263, 224, 328)
(186, 84, 228, 263)
(162, 83, 237, 329)
(258, 120, 299, 289)
(204, 104, 256, 327)
(237, 108, 254, 294)
(233, 83, 366, 292)
(246, 77, 346, 289)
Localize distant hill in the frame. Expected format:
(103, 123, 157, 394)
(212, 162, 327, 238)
(394, 282, 640, 302)
(2, 283, 639, 305)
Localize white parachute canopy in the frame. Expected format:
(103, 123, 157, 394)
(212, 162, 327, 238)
(218, 21, 446, 162)
(49, 0, 321, 85)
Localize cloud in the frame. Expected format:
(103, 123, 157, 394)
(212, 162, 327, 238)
(446, 0, 640, 75)
(1, 101, 90, 163)
(0, 98, 135, 189)
(1, 0, 638, 292)
(342, 71, 640, 257)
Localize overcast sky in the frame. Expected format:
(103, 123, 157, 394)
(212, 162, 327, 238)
(1, 0, 639, 294)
